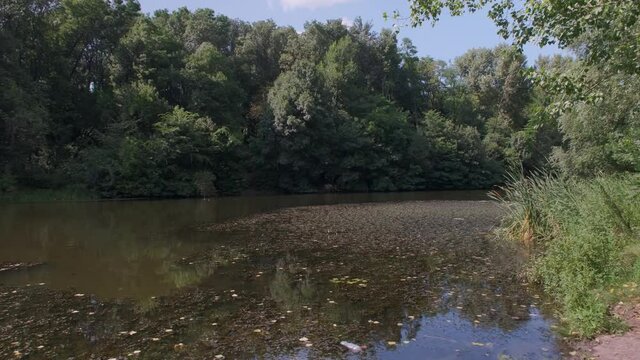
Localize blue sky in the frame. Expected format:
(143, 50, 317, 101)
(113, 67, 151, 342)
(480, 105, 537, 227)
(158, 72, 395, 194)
(138, 0, 563, 63)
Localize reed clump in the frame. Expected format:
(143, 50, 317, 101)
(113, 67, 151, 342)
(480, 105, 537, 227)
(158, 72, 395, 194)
(493, 173, 640, 337)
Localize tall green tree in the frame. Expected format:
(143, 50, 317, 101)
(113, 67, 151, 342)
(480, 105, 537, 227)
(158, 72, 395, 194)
(2, 3, 548, 197)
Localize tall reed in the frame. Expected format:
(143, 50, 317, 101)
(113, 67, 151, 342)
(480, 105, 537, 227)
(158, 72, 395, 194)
(493, 173, 640, 336)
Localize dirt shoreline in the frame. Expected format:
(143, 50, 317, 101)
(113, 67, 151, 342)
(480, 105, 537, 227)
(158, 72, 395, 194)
(570, 302, 640, 360)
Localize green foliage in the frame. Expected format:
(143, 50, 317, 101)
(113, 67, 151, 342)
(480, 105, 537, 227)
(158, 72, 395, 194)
(419, 111, 498, 188)
(2, 1, 583, 198)
(407, 0, 640, 75)
(182, 42, 246, 128)
(0, 171, 17, 193)
(407, 0, 640, 110)
(75, 107, 244, 198)
(552, 73, 640, 176)
(408, 0, 640, 339)
(1, 0, 638, 345)
(495, 174, 640, 336)
(193, 171, 217, 198)
(319, 36, 359, 104)
(113, 81, 169, 134)
(453, 45, 530, 126)
(356, 97, 422, 191)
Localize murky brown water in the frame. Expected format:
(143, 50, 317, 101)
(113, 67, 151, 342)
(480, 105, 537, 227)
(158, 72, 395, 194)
(0, 192, 565, 359)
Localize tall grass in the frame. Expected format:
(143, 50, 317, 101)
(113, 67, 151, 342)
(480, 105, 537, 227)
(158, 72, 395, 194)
(492, 173, 640, 337)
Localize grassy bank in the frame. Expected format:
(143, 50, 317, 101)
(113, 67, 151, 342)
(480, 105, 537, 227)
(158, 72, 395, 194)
(494, 174, 640, 337)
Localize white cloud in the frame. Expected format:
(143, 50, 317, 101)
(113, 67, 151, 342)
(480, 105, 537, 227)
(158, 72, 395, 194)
(279, 0, 356, 11)
(341, 17, 354, 27)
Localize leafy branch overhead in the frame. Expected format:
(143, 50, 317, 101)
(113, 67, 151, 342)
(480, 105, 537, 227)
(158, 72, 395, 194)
(406, 0, 640, 75)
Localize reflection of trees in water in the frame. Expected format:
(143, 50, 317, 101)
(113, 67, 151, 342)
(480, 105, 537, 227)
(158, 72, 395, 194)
(258, 248, 545, 353)
(162, 261, 216, 289)
(0, 202, 239, 297)
(0, 201, 560, 358)
(158, 248, 248, 290)
(269, 257, 316, 311)
(0, 247, 555, 359)
(429, 250, 542, 331)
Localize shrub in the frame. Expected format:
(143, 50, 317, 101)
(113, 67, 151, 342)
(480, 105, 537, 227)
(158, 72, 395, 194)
(494, 173, 640, 336)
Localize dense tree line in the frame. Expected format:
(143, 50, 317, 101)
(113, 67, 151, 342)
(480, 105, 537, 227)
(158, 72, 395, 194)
(407, 0, 639, 178)
(1, 0, 572, 197)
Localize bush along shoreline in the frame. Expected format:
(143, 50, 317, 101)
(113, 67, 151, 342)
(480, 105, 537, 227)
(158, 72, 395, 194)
(494, 173, 640, 337)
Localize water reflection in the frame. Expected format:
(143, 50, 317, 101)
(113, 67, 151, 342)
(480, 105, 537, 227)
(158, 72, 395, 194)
(270, 258, 317, 311)
(0, 193, 564, 359)
(0, 191, 487, 298)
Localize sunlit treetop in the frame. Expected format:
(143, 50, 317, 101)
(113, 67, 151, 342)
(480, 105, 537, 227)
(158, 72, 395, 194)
(404, 0, 640, 75)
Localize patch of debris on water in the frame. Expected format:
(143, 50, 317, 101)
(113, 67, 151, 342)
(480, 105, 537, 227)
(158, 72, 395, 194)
(1, 201, 562, 359)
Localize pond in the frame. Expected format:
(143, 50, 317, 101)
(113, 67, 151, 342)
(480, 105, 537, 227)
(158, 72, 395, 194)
(0, 192, 565, 359)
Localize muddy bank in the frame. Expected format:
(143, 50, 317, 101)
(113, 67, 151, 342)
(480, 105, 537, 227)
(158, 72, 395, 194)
(0, 200, 564, 359)
(570, 302, 640, 360)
